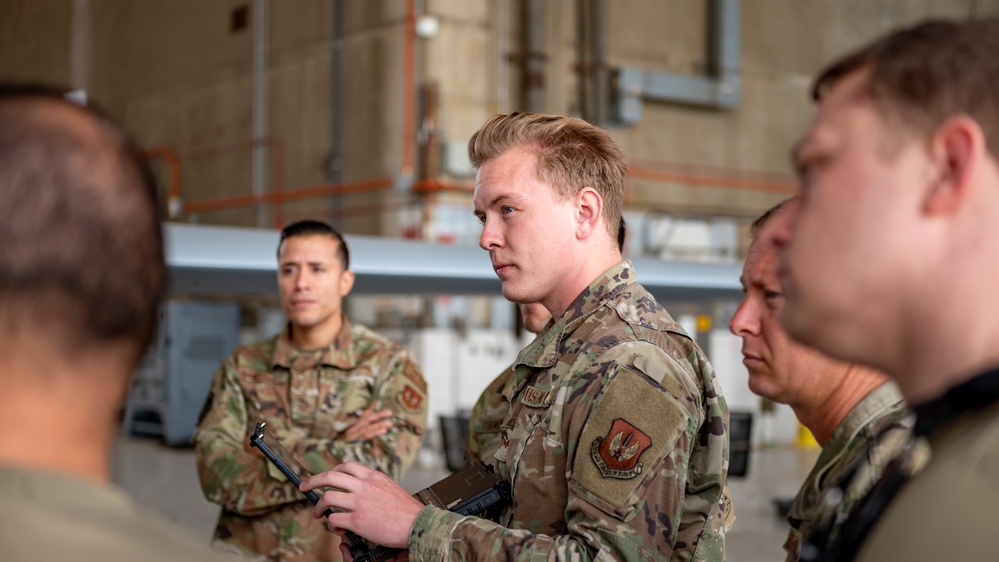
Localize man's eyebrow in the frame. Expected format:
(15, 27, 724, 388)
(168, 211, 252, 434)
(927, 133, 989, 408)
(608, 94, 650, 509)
(280, 258, 329, 267)
(490, 193, 515, 207)
(473, 193, 517, 216)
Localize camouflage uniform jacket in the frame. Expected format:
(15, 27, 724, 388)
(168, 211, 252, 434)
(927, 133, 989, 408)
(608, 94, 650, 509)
(410, 261, 731, 562)
(194, 319, 428, 562)
(784, 381, 913, 561)
(468, 329, 553, 467)
(465, 362, 516, 466)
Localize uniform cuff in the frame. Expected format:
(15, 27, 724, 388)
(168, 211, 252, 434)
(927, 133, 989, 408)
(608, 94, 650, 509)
(408, 505, 463, 562)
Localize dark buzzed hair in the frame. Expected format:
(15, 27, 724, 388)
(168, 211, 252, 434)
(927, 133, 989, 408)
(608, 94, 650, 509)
(812, 18, 999, 157)
(0, 83, 166, 365)
(278, 220, 350, 269)
(750, 198, 793, 238)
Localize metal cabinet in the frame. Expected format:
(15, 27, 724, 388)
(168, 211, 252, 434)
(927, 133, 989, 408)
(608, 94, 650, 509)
(123, 300, 240, 445)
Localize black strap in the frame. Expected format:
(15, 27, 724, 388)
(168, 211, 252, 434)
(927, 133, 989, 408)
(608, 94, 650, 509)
(803, 367, 999, 562)
(912, 366, 999, 437)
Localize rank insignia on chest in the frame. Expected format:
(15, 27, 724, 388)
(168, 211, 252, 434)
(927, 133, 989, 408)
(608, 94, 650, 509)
(399, 384, 424, 413)
(590, 418, 652, 479)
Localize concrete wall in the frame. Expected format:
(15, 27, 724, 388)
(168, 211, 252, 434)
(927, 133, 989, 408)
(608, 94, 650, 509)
(0, 0, 74, 86)
(2, 0, 998, 236)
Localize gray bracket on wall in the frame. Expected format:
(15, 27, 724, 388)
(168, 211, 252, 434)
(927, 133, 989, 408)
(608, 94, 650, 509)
(612, 0, 740, 124)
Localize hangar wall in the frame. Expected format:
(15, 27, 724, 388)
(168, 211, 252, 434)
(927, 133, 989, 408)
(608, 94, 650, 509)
(3, 0, 996, 242)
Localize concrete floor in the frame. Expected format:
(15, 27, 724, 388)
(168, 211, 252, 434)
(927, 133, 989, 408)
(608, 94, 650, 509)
(111, 435, 818, 562)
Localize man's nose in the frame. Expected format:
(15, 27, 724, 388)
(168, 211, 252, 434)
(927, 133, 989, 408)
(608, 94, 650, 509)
(479, 217, 502, 251)
(730, 298, 761, 338)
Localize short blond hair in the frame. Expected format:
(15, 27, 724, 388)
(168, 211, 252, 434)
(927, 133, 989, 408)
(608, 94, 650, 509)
(468, 112, 626, 241)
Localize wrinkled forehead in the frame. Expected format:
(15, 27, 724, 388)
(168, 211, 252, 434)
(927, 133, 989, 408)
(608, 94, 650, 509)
(746, 203, 797, 276)
(744, 236, 779, 281)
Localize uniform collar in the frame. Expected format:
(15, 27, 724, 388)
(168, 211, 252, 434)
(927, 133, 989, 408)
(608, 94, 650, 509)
(823, 381, 905, 453)
(271, 316, 358, 370)
(516, 260, 636, 373)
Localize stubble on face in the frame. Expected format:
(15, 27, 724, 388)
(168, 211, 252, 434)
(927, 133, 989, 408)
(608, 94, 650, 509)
(277, 235, 349, 345)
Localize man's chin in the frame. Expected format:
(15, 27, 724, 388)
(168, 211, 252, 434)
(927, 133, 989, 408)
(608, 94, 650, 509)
(501, 286, 530, 304)
(287, 315, 318, 330)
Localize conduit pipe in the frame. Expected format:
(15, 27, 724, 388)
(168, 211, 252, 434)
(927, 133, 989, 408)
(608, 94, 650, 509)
(403, 0, 416, 177)
(628, 166, 795, 194)
(142, 146, 183, 218)
(252, 0, 270, 226)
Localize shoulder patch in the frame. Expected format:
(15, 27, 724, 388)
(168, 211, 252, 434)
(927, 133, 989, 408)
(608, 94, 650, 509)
(398, 384, 425, 413)
(574, 366, 688, 510)
(590, 418, 653, 479)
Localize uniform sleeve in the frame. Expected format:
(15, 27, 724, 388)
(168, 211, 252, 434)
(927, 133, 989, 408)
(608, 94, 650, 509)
(289, 349, 428, 481)
(677, 352, 730, 562)
(465, 392, 488, 465)
(465, 366, 514, 466)
(194, 355, 301, 516)
(409, 350, 724, 562)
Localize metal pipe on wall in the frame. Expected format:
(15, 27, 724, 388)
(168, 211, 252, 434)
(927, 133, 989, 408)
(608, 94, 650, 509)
(329, 0, 344, 221)
(252, 0, 270, 227)
(575, 0, 588, 119)
(497, 0, 510, 114)
(70, 0, 90, 93)
(523, 0, 546, 112)
(592, 0, 608, 126)
(403, 0, 416, 177)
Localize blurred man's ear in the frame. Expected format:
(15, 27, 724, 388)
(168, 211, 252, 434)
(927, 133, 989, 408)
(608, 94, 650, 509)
(339, 269, 356, 297)
(923, 115, 985, 216)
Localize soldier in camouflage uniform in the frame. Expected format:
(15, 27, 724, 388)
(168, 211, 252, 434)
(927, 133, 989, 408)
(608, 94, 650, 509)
(302, 112, 731, 562)
(467, 225, 624, 467)
(729, 199, 918, 561)
(194, 220, 428, 562)
(775, 19, 999, 561)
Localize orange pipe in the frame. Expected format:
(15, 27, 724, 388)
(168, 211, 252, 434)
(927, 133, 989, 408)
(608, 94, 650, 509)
(628, 166, 797, 194)
(142, 146, 182, 209)
(402, 0, 416, 176)
(183, 137, 286, 227)
(182, 177, 394, 215)
(412, 179, 474, 193)
(629, 158, 795, 184)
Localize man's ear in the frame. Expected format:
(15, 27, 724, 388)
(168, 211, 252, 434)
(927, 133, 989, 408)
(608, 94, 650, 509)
(575, 187, 603, 240)
(924, 115, 984, 216)
(339, 269, 356, 297)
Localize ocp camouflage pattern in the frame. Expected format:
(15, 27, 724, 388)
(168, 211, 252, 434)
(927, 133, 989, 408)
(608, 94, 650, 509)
(194, 319, 427, 562)
(410, 261, 731, 562)
(466, 363, 516, 467)
(784, 382, 919, 561)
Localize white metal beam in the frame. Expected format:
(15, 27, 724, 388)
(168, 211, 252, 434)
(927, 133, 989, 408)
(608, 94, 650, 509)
(164, 223, 741, 302)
